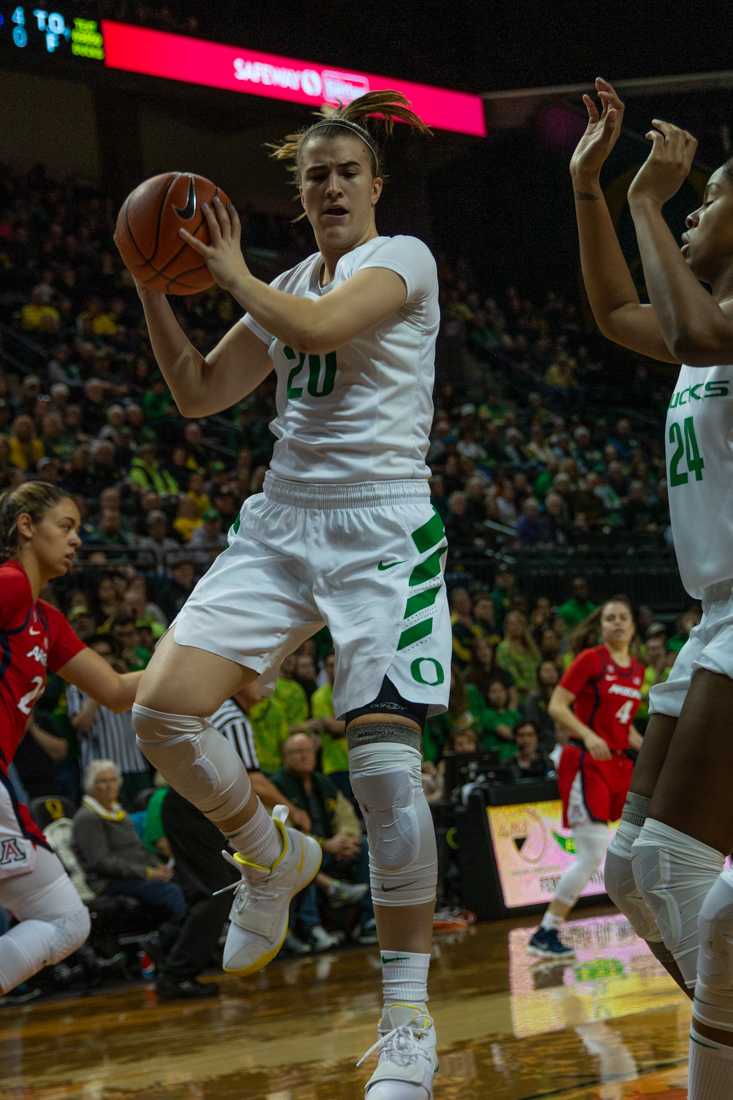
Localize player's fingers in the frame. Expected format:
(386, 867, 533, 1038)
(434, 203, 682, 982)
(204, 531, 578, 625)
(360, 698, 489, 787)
(178, 227, 209, 254)
(645, 130, 665, 155)
(582, 93, 599, 124)
(212, 195, 231, 237)
(596, 77, 624, 110)
(201, 201, 222, 244)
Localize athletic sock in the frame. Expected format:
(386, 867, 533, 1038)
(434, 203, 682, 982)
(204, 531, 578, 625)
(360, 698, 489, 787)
(381, 950, 430, 1007)
(689, 1025, 733, 1098)
(540, 910, 564, 932)
(226, 800, 282, 869)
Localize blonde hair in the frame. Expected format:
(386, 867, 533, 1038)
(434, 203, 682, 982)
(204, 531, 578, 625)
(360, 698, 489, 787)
(269, 89, 431, 191)
(0, 481, 72, 562)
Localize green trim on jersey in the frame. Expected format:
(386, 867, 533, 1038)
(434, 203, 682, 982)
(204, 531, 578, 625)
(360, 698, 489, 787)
(404, 584, 441, 619)
(411, 508, 445, 553)
(409, 544, 447, 586)
(398, 618, 433, 651)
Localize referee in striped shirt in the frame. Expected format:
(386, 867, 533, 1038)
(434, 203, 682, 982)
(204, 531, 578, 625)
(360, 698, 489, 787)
(67, 684, 151, 810)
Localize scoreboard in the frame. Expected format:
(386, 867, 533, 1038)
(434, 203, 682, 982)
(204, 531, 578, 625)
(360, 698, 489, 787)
(0, 4, 103, 59)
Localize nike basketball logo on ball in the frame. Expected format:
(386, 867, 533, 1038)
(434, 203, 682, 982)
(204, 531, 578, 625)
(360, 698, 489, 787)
(377, 560, 406, 571)
(174, 176, 197, 220)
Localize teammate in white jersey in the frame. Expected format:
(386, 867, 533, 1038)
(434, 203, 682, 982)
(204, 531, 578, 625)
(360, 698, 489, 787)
(127, 92, 448, 1099)
(571, 77, 733, 1098)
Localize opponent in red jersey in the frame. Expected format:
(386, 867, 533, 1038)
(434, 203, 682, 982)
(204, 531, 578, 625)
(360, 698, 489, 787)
(528, 596, 643, 958)
(0, 482, 142, 995)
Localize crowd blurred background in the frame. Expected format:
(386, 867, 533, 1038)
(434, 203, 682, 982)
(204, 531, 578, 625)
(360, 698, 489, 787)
(0, 153, 699, 995)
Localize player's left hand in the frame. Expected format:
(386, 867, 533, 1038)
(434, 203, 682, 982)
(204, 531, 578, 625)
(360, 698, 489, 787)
(628, 120, 698, 208)
(179, 196, 249, 292)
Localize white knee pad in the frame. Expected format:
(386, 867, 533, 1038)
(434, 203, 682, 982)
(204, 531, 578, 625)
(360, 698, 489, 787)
(0, 851, 90, 993)
(632, 818, 724, 988)
(605, 847, 662, 942)
(132, 703, 252, 827)
(553, 824, 609, 908)
(694, 871, 733, 1033)
(349, 740, 437, 908)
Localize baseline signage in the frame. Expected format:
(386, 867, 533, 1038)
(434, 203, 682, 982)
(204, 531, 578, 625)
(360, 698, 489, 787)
(486, 800, 619, 909)
(101, 21, 487, 137)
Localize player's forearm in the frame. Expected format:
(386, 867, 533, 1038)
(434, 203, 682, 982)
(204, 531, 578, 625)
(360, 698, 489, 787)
(137, 288, 209, 415)
(227, 272, 319, 351)
(572, 175, 641, 334)
(630, 196, 731, 358)
(105, 671, 144, 713)
(548, 699, 595, 745)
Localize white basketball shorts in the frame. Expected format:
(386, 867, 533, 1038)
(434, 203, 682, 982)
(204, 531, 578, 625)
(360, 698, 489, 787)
(649, 579, 733, 718)
(172, 474, 451, 718)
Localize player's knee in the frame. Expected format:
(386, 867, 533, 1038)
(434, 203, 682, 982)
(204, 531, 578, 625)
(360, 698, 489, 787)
(694, 873, 733, 1032)
(350, 758, 419, 870)
(604, 847, 662, 942)
(46, 905, 91, 966)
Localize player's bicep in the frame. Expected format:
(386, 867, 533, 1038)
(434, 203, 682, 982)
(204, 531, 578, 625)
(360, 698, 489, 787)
(308, 268, 407, 351)
(549, 685, 576, 713)
(193, 322, 273, 417)
(604, 303, 679, 364)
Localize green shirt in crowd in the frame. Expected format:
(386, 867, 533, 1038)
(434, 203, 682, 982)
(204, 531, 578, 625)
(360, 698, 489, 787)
(143, 786, 168, 854)
(556, 597, 597, 629)
(480, 705, 521, 762)
(248, 696, 289, 775)
(272, 677, 309, 727)
(496, 640, 539, 702)
(311, 683, 349, 775)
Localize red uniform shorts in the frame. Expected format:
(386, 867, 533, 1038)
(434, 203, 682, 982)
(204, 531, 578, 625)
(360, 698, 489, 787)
(557, 743, 633, 829)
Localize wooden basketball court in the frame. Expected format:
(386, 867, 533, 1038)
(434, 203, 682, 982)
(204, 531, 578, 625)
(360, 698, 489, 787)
(0, 907, 689, 1099)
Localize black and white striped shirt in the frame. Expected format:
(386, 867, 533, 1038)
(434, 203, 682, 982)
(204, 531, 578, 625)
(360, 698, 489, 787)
(66, 687, 149, 775)
(208, 699, 260, 772)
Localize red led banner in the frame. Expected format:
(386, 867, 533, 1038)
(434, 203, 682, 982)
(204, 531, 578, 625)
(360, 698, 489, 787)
(102, 22, 487, 138)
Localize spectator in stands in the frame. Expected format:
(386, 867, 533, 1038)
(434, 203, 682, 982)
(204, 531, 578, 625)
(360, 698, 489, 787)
(465, 636, 517, 708)
(638, 624, 671, 726)
(517, 496, 553, 545)
(496, 609, 540, 702)
(424, 664, 485, 764)
(293, 652, 319, 706)
(480, 679, 521, 762)
(187, 507, 227, 567)
(128, 442, 179, 497)
(8, 414, 43, 471)
(20, 286, 60, 333)
(510, 720, 553, 780)
(273, 653, 311, 732)
(490, 567, 516, 631)
(237, 677, 290, 775)
(273, 734, 376, 946)
(450, 586, 478, 667)
(137, 510, 179, 572)
(522, 660, 561, 752)
(555, 576, 597, 629)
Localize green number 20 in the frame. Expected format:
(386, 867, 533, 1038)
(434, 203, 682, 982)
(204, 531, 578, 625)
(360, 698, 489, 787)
(283, 346, 337, 399)
(669, 416, 705, 486)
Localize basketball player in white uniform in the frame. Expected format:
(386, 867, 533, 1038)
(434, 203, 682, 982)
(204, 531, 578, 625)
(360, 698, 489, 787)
(126, 92, 448, 1099)
(571, 77, 733, 1098)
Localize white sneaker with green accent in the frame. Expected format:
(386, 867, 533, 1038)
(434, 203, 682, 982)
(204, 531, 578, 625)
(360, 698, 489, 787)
(357, 1002, 437, 1099)
(217, 805, 322, 976)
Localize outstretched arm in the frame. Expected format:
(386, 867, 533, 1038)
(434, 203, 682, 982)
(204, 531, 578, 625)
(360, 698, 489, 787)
(571, 78, 678, 363)
(56, 649, 143, 712)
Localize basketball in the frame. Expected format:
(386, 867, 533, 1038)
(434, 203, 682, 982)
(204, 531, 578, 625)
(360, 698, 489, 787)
(114, 172, 231, 295)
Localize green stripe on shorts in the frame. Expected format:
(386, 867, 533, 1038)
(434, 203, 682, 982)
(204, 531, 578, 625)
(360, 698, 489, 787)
(411, 509, 445, 553)
(397, 617, 433, 651)
(230, 515, 241, 536)
(409, 544, 447, 586)
(404, 585, 441, 619)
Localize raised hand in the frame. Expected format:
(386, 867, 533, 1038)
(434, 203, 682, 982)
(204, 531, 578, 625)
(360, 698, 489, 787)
(570, 77, 625, 184)
(179, 195, 249, 293)
(628, 119, 698, 208)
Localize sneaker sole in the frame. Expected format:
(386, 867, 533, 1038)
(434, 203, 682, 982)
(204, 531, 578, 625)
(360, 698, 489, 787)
(223, 838, 323, 977)
(526, 944, 575, 959)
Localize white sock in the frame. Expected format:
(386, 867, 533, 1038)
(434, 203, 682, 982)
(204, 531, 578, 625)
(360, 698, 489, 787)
(689, 1025, 733, 1098)
(381, 950, 430, 1008)
(226, 800, 282, 869)
(541, 910, 564, 931)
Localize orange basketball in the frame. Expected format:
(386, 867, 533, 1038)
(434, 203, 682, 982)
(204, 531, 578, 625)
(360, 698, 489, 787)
(114, 172, 231, 295)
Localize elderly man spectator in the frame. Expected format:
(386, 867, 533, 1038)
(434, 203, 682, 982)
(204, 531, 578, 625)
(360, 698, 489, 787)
(273, 734, 376, 945)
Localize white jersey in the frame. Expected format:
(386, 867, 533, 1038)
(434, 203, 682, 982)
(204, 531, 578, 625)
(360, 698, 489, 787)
(242, 235, 439, 483)
(665, 363, 733, 597)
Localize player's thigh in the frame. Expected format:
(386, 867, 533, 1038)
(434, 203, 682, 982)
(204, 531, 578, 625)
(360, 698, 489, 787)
(137, 630, 255, 715)
(630, 713, 677, 799)
(0, 847, 80, 921)
(649, 668, 733, 852)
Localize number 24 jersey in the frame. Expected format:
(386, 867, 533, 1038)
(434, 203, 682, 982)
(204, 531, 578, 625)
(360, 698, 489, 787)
(0, 560, 85, 774)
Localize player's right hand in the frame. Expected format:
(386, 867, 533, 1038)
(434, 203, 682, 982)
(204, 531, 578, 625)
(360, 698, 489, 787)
(585, 731, 612, 761)
(570, 77, 625, 182)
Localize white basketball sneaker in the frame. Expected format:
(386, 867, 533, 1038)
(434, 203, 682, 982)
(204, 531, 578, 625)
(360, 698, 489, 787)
(218, 805, 322, 976)
(357, 1002, 437, 1099)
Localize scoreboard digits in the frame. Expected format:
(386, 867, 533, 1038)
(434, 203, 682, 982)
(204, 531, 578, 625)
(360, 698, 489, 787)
(0, 5, 104, 59)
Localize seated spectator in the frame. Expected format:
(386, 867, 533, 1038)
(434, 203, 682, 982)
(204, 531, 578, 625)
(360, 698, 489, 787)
(72, 759, 185, 931)
(423, 664, 485, 764)
(128, 442, 179, 496)
(273, 734, 376, 946)
(450, 586, 477, 667)
(465, 637, 517, 709)
(20, 286, 60, 332)
(496, 609, 540, 702)
(188, 508, 227, 567)
(173, 495, 203, 542)
(516, 497, 553, 545)
(556, 576, 597, 629)
(521, 660, 561, 753)
(637, 625, 671, 726)
(8, 414, 43, 471)
(137, 510, 180, 572)
(479, 679, 521, 762)
(472, 591, 501, 645)
(510, 720, 554, 780)
(238, 677, 290, 775)
(273, 653, 312, 733)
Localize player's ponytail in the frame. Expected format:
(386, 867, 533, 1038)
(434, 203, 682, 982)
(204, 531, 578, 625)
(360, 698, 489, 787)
(0, 482, 71, 561)
(269, 89, 432, 186)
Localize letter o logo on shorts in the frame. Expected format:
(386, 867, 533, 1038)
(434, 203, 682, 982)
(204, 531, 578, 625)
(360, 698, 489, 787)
(411, 658, 445, 686)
